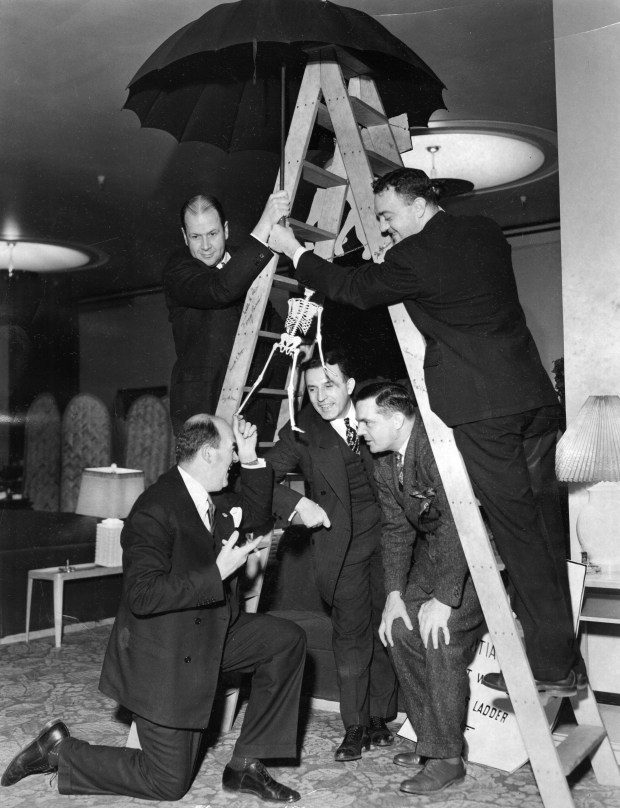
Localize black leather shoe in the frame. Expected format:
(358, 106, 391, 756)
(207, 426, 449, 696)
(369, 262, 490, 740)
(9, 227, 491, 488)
(368, 716, 394, 747)
(393, 747, 423, 767)
(222, 761, 300, 803)
(1, 719, 70, 787)
(334, 725, 370, 762)
(482, 670, 578, 698)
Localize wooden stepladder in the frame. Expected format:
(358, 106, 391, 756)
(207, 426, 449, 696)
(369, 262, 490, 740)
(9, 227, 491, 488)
(213, 50, 620, 806)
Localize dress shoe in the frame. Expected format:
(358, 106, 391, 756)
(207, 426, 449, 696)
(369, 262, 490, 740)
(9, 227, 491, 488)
(400, 757, 466, 794)
(368, 716, 394, 747)
(482, 670, 578, 698)
(222, 761, 300, 803)
(334, 725, 370, 762)
(1, 719, 70, 787)
(393, 747, 423, 768)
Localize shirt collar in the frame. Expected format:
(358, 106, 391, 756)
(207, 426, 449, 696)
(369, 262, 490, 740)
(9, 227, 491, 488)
(216, 251, 231, 270)
(329, 402, 357, 439)
(178, 466, 212, 518)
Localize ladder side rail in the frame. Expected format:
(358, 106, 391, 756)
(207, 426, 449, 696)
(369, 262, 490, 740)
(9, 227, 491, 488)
(326, 70, 578, 807)
(388, 307, 575, 807)
(319, 62, 385, 264)
(216, 61, 324, 422)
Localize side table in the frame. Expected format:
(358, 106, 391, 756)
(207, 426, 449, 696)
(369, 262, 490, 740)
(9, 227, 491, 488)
(26, 563, 123, 648)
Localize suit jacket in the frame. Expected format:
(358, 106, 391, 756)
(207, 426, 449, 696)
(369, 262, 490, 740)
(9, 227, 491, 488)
(99, 462, 273, 730)
(266, 404, 380, 604)
(296, 211, 557, 427)
(163, 236, 273, 415)
(374, 413, 469, 608)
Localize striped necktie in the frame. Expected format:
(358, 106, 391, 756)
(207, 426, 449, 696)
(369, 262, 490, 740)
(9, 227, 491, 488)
(204, 499, 215, 531)
(394, 452, 404, 490)
(344, 417, 360, 454)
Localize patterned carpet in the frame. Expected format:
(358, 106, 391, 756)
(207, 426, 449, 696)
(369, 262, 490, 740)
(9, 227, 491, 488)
(1, 624, 620, 808)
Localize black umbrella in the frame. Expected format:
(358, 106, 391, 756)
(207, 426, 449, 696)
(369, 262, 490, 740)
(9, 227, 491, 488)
(124, 0, 445, 162)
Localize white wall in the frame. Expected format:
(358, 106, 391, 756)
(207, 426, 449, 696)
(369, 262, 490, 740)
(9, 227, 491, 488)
(509, 228, 563, 383)
(554, 0, 620, 695)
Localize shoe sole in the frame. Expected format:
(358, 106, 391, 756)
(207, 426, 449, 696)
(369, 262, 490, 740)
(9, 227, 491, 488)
(400, 774, 465, 794)
(222, 784, 300, 803)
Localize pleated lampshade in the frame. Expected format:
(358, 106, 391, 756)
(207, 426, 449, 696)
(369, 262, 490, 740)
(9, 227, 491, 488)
(555, 395, 620, 482)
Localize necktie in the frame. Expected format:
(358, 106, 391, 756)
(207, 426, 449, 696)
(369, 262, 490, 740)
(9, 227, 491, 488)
(344, 417, 360, 454)
(395, 452, 404, 490)
(204, 499, 215, 531)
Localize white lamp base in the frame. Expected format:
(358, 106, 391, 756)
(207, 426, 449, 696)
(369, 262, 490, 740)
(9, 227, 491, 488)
(95, 518, 124, 567)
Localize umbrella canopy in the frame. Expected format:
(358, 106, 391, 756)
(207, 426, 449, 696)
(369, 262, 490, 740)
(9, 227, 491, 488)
(124, 0, 445, 154)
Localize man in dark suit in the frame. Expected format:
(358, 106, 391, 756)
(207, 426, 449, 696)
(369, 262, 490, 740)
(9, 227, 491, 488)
(267, 349, 398, 762)
(2, 414, 305, 803)
(164, 190, 289, 434)
(268, 167, 580, 696)
(356, 381, 482, 794)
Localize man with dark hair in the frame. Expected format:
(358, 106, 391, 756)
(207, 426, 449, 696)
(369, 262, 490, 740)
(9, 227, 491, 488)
(2, 414, 305, 804)
(164, 190, 290, 433)
(355, 381, 482, 794)
(266, 349, 398, 762)
(268, 166, 581, 698)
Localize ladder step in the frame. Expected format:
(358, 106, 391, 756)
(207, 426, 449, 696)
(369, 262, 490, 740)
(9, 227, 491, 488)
(366, 149, 402, 177)
(258, 330, 281, 340)
(317, 97, 388, 131)
(555, 725, 607, 776)
(289, 218, 337, 243)
(243, 387, 287, 397)
(303, 160, 348, 189)
(273, 273, 300, 291)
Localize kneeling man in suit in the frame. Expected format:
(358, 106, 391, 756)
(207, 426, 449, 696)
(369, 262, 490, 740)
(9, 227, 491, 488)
(355, 382, 483, 795)
(2, 413, 306, 803)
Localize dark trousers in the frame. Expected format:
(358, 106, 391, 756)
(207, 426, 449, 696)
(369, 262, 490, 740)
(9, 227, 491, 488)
(57, 612, 306, 800)
(453, 405, 578, 681)
(390, 576, 482, 759)
(330, 528, 398, 728)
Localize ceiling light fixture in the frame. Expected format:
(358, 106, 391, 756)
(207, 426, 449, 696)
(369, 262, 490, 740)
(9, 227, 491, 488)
(403, 120, 558, 195)
(0, 238, 107, 278)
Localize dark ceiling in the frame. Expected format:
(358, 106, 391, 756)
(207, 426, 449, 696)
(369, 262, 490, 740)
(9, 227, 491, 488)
(1, 0, 559, 299)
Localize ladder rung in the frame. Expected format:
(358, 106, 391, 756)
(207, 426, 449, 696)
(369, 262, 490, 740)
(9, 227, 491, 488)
(555, 725, 607, 776)
(289, 218, 337, 243)
(258, 330, 281, 340)
(317, 97, 388, 131)
(302, 160, 348, 189)
(243, 387, 287, 397)
(273, 273, 300, 291)
(366, 149, 402, 177)
(258, 441, 275, 448)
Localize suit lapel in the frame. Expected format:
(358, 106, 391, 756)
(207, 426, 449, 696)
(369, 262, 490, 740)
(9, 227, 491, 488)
(307, 410, 351, 511)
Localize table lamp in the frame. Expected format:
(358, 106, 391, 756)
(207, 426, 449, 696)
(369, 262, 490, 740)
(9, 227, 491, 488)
(555, 395, 620, 575)
(76, 465, 145, 566)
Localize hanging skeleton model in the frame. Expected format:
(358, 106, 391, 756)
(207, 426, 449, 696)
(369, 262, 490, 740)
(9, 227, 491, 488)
(237, 287, 325, 432)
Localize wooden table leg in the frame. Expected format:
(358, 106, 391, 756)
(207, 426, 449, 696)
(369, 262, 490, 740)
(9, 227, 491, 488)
(25, 575, 34, 642)
(53, 575, 64, 648)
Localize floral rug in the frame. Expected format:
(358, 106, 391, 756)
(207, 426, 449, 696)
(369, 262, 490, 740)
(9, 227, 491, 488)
(1, 625, 619, 808)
